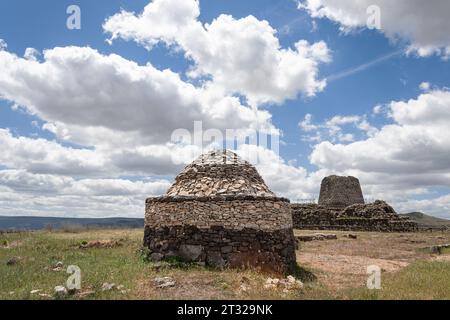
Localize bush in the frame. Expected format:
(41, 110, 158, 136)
(137, 246, 152, 262)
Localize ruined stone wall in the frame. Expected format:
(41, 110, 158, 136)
(144, 195, 297, 273)
(144, 225, 296, 274)
(292, 201, 418, 232)
(319, 176, 365, 208)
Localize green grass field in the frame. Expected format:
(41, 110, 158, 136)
(1, 229, 449, 300)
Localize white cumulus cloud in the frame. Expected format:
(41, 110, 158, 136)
(310, 89, 450, 191)
(0, 46, 273, 146)
(299, 0, 450, 59)
(104, 0, 331, 105)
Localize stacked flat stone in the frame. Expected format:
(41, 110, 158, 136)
(144, 150, 297, 273)
(166, 150, 274, 198)
(319, 175, 365, 209)
(292, 175, 418, 232)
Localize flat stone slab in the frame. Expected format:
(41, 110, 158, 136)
(296, 233, 338, 242)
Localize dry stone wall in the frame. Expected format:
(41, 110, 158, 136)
(319, 175, 365, 208)
(145, 196, 292, 231)
(292, 201, 418, 232)
(144, 225, 296, 273)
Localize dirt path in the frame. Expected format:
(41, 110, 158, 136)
(295, 230, 450, 293)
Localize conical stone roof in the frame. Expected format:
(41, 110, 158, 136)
(165, 149, 275, 197)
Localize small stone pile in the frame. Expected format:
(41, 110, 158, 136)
(144, 150, 297, 273)
(292, 176, 418, 232)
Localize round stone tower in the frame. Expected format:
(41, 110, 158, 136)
(144, 149, 297, 273)
(318, 175, 365, 209)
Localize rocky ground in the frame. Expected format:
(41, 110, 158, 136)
(295, 230, 450, 295)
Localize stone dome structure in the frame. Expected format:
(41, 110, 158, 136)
(144, 149, 297, 273)
(166, 150, 275, 198)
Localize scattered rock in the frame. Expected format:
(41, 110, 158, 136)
(38, 293, 52, 298)
(67, 288, 80, 295)
(77, 290, 96, 299)
(263, 278, 280, 289)
(264, 276, 303, 291)
(296, 233, 337, 242)
(239, 276, 251, 292)
(151, 261, 172, 271)
(149, 253, 164, 262)
(425, 244, 450, 255)
(30, 289, 42, 294)
(115, 285, 128, 294)
(154, 277, 176, 289)
(54, 286, 68, 298)
(52, 261, 64, 272)
(241, 276, 250, 284)
(239, 284, 249, 292)
(101, 282, 116, 292)
(346, 234, 358, 239)
(79, 240, 122, 249)
(6, 257, 20, 266)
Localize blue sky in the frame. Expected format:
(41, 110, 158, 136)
(1, 0, 450, 218)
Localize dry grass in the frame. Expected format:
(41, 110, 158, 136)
(1, 228, 449, 300)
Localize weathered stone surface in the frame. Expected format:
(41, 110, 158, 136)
(54, 286, 68, 298)
(101, 282, 116, 292)
(154, 277, 176, 289)
(146, 198, 293, 231)
(296, 233, 337, 242)
(165, 150, 275, 198)
(6, 257, 19, 266)
(206, 251, 226, 269)
(144, 149, 297, 273)
(292, 200, 418, 232)
(293, 175, 417, 232)
(424, 244, 450, 254)
(178, 244, 204, 262)
(319, 175, 365, 209)
(144, 225, 297, 274)
(149, 253, 164, 262)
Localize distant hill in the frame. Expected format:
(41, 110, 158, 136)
(0, 216, 144, 231)
(400, 212, 450, 229)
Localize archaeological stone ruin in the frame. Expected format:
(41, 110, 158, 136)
(144, 150, 297, 273)
(292, 175, 418, 232)
(318, 175, 365, 208)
